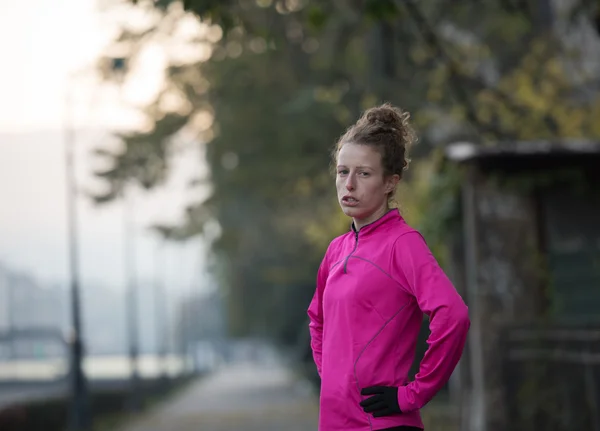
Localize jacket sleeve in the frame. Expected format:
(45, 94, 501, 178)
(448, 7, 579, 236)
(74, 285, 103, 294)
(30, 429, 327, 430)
(390, 231, 470, 413)
(307, 252, 329, 377)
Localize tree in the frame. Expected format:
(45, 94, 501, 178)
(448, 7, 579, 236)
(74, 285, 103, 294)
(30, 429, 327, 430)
(92, 0, 600, 344)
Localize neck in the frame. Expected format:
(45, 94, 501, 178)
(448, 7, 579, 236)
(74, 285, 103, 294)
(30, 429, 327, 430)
(353, 205, 390, 231)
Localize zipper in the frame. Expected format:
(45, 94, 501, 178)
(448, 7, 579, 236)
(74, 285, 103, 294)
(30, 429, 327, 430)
(343, 230, 359, 273)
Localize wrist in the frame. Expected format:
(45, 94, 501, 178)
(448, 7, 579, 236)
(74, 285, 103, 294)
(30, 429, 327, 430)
(397, 384, 415, 413)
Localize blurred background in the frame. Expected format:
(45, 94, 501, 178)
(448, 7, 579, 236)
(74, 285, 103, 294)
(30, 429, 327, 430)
(0, 0, 599, 430)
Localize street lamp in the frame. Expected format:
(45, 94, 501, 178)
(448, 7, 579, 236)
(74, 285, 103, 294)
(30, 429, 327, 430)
(154, 237, 169, 388)
(64, 76, 91, 430)
(108, 56, 142, 411)
(123, 186, 141, 411)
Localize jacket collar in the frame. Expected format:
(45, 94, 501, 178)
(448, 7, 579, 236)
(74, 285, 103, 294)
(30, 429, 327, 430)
(350, 208, 401, 237)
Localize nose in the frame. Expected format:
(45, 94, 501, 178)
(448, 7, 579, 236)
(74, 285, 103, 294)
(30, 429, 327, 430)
(345, 174, 355, 191)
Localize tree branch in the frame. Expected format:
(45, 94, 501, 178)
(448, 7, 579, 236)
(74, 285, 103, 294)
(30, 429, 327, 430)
(402, 0, 515, 139)
(403, 0, 563, 138)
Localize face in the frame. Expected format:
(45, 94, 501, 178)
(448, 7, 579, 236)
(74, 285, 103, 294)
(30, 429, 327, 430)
(335, 143, 399, 229)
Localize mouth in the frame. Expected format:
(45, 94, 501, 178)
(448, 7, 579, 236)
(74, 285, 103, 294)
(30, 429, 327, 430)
(341, 196, 359, 206)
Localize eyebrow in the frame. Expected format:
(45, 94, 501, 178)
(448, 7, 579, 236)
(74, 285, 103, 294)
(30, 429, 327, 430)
(336, 165, 374, 170)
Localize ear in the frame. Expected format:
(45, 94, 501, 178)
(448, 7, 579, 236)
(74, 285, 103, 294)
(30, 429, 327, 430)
(385, 174, 400, 195)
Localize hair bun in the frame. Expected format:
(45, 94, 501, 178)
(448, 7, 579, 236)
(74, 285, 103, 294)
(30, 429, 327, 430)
(363, 103, 406, 130)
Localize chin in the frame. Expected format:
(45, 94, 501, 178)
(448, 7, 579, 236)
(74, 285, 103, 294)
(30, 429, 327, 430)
(340, 205, 366, 219)
(340, 207, 354, 217)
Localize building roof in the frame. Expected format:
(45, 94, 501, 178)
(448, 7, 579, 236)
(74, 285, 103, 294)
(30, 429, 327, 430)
(445, 139, 600, 163)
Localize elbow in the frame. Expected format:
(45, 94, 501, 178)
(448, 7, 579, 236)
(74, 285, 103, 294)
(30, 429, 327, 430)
(307, 308, 319, 327)
(430, 301, 470, 339)
(455, 302, 470, 333)
(308, 311, 323, 334)
(309, 320, 322, 334)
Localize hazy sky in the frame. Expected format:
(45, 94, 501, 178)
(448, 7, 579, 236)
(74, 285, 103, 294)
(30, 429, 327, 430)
(0, 0, 209, 295)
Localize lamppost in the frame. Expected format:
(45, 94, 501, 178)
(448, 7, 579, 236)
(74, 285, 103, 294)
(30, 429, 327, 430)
(64, 76, 91, 430)
(4, 267, 15, 360)
(108, 56, 141, 411)
(105, 56, 141, 410)
(154, 236, 169, 388)
(123, 185, 141, 410)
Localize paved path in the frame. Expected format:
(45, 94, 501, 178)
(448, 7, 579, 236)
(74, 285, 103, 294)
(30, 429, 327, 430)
(118, 362, 319, 431)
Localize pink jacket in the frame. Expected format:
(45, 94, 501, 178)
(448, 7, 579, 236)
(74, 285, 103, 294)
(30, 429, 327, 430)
(307, 210, 470, 431)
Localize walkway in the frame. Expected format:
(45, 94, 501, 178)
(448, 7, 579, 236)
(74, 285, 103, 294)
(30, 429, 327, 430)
(118, 362, 319, 431)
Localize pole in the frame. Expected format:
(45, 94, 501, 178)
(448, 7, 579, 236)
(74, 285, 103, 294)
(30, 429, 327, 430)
(154, 239, 168, 386)
(183, 244, 194, 375)
(106, 56, 140, 411)
(123, 189, 141, 411)
(6, 274, 14, 360)
(64, 84, 90, 430)
(462, 175, 487, 431)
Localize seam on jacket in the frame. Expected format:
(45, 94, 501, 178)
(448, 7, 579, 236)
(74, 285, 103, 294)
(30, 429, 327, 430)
(386, 230, 430, 291)
(330, 259, 343, 271)
(349, 256, 409, 293)
(353, 302, 408, 431)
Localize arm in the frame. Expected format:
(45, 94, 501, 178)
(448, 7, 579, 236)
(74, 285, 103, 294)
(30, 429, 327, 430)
(391, 231, 470, 412)
(307, 254, 329, 377)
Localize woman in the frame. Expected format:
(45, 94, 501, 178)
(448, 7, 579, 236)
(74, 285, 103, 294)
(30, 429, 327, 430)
(307, 103, 470, 431)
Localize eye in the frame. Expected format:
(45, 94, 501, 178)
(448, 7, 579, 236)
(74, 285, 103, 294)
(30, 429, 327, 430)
(337, 169, 349, 176)
(358, 171, 370, 177)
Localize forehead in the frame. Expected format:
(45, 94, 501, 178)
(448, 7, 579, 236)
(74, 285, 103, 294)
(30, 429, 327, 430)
(337, 143, 382, 168)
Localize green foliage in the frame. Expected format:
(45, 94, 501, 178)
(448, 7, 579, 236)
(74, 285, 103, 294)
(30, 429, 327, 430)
(364, 0, 400, 21)
(305, 5, 328, 31)
(94, 0, 600, 347)
(414, 155, 464, 267)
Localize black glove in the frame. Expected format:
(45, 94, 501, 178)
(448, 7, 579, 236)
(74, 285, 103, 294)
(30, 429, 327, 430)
(359, 385, 402, 417)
